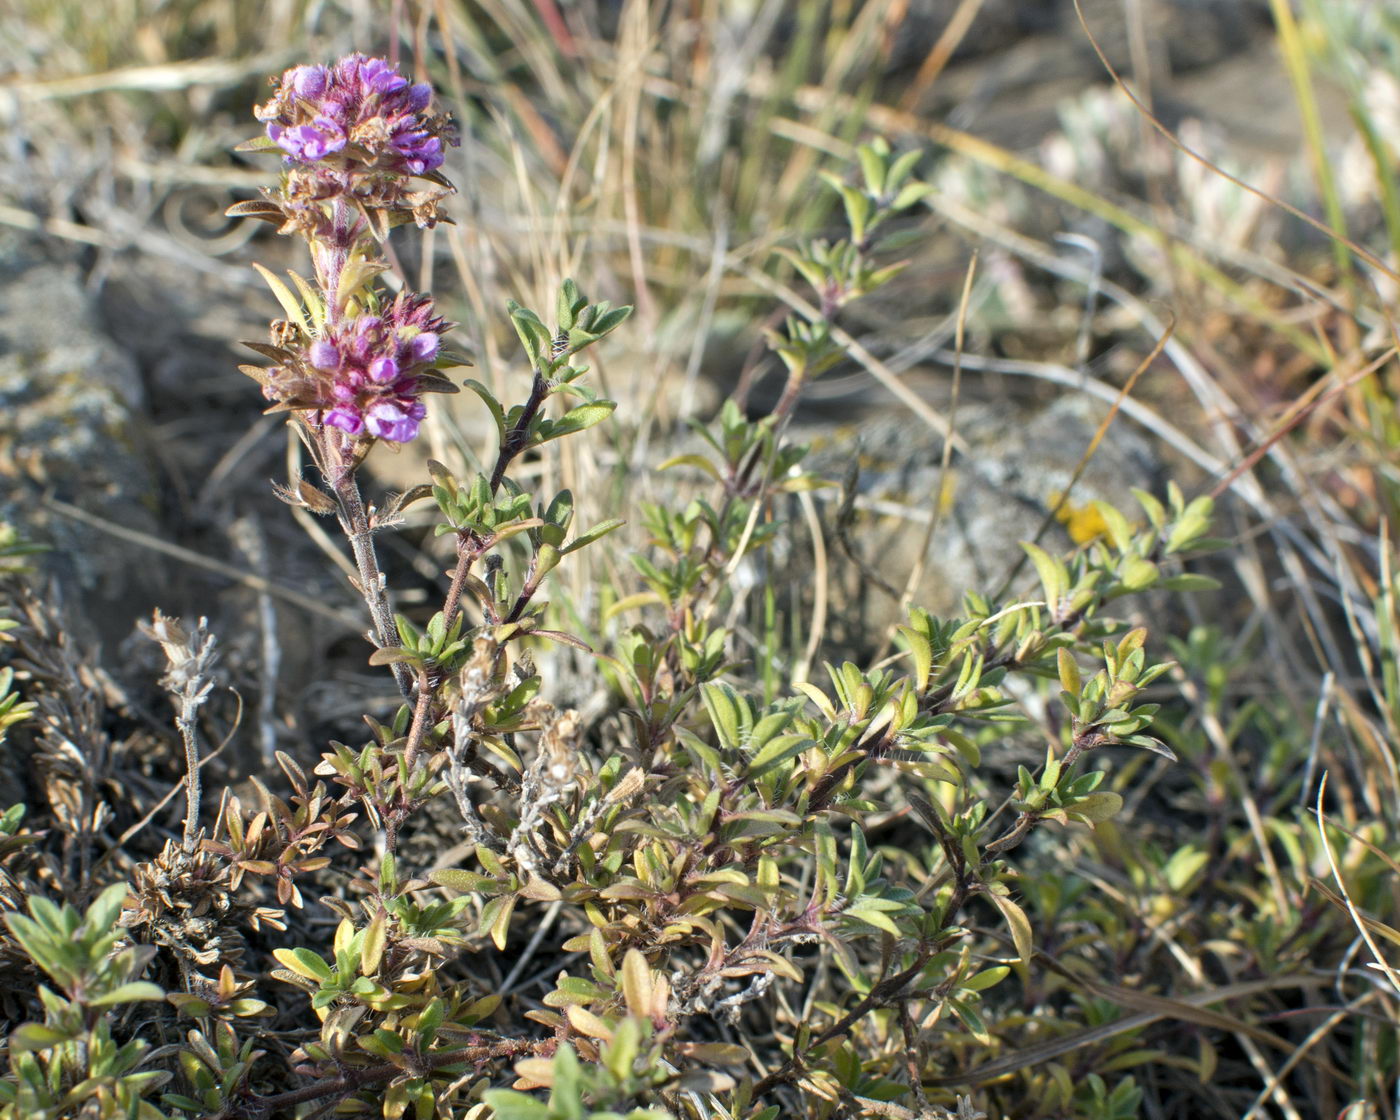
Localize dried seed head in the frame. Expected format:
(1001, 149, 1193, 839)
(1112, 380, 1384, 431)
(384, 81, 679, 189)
(142, 611, 219, 704)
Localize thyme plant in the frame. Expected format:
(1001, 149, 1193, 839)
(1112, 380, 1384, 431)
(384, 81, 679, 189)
(0, 54, 1219, 1120)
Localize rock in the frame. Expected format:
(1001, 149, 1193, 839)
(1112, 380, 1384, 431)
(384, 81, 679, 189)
(0, 233, 164, 639)
(803, 392, 1163, 635)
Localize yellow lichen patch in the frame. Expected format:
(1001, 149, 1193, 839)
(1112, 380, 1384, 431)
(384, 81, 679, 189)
(1047, 489, 1126, 545)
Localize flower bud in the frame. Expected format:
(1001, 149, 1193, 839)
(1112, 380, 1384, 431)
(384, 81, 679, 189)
(408, 332, 439, 363)
(289, 64, 329, 99)
(309, 340, 340, 370)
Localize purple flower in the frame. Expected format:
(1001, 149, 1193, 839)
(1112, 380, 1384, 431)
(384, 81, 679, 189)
(267, 292, 450, 445)
(273, 117, 346, 161)
(357, 57, 409, 95)
(258, 54, 456, 179)
(350, 317, 381, 359)
(392, 131, 443, 174)
(324, 407, 364, 435)
(365, 401, 419, 443)
(244, 61, 462, 446)
(369, 356, 399, 383)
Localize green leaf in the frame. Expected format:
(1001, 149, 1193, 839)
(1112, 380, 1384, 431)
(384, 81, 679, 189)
(1159, 573, 1221, 592)
(463, 379, 507, 442)
(886, 148, 923, 191)
(746, 734, 809, 780)
(1091, 500, 1135, 552)
(1022, 542, 1067, 608)
(897, 623, 934, 690)
(657, 453, 722, 480)
(604, 1018, 643, 1083)
(80, 882, 129, 940)
(1119, 556, 1159, 590)
(552, 1044, 586, 1120)
(1056, 647, 1081, 697)
(507, 301, 550, 365)
(948, 997, 991, 1044)
(394, 614, 420, 649)
(251, 263, 309, 334)
(430, 868, 493, 893)
(987, 891, 1033, 966)
(962, 965, 1010, 992)
(558, 278, 584, 329)
(591, 305, 633, 335)
(369, 647, 421, 667)
(9, 1023, 70, 1052)
(889, 181, 933, 210)
(561, 518, 626, 555)
(1069, 791, 1123, 823)
(487, 894, 516, 950)
(701, 682, 750, 751)
(1123, 734, 1178, 761)
(1132, 487, 1166, 527)
(272, 947, 333, 983)
(844, 903, 903, 936)
(481, 1091, 551, 1120)
(361, 911, 387, 976)
(538, 401, 617, 444)
(857, 143, 886, 195)
(233, 135, 281, 153)
(838, 185, 871, 242)
(286, 270, 327, 329)
(89, 981, 166, 1007)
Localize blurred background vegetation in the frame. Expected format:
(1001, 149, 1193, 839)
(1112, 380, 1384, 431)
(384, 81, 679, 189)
(4, 0, 1400, 1116)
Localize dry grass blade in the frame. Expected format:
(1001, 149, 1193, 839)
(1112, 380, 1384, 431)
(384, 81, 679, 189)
(888, 251, 976, 642)
(9, 53, 296, 99)
(926, 970, 1340, 1087)
(1315, 773, 1400, 999)
(43, 497, 361, 630)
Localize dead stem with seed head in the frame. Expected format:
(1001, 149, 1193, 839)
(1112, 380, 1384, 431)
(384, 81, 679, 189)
(141, 610, 220, 853)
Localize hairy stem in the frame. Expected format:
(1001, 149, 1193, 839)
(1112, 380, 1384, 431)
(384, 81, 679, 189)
(489, 368, 548, 493)
(403, 672, 435, 773)
(442, 533, 477, 631)
(176, 699, 201, 853)
(312, 198, 360, 328)
(333, 466, 414, 701)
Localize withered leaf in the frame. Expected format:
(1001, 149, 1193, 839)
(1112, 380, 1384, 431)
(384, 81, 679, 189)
(297, 480, 338, 515)
(241, 341, 294, 361)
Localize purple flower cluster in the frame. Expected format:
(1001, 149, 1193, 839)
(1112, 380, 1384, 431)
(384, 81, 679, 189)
(240, 57, 460, 447)
(256, 54, 449, 176)
(266, 292, 447, 444)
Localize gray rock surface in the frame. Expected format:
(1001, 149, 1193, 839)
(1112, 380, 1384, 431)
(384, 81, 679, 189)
(0, 233, 163, 637)
(803, 392, 1162, 629)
